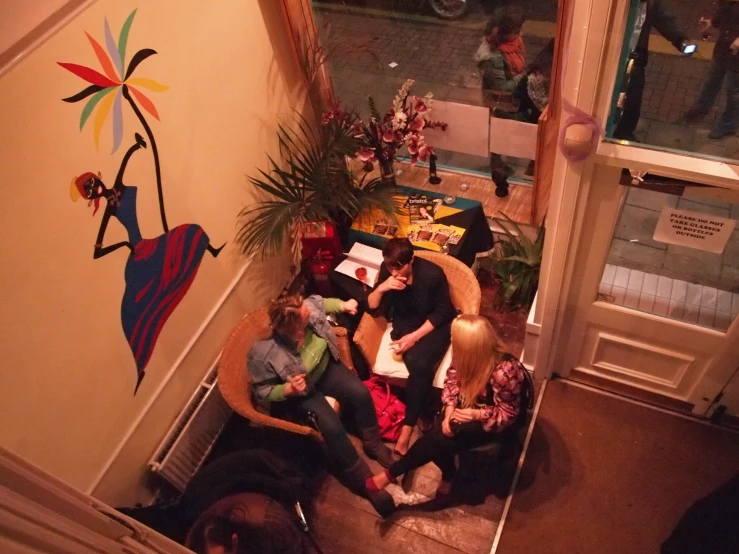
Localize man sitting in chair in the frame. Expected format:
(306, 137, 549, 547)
(366, 238, 457, 455)
(247, 294, 394, 517)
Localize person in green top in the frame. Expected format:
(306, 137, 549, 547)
(248, 294, 395, 517)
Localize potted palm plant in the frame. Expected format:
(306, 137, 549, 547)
(488, 213, 546, 311)
(236, 110, 398, 261)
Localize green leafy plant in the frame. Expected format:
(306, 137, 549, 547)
(236, 111, 398, 260)
(490, 213, 546, 310)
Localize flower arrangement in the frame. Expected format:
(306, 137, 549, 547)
(322, 79, 447, 180)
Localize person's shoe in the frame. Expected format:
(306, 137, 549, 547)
(359, 426, 394, 469)
(614, 132, 639, 142)
(345, 459, 395, 518)
(677, 109, 708, 125)
(365, 468, 397, 493)
(708, 128, 736, 140)
(435, 479, 453, 499)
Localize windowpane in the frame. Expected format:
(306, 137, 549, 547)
(607, 0, 739, 163)
(598, 184, 739, 332)
(312, 1, 559, 179)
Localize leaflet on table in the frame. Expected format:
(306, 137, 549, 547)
(405, 194, 444, 224)
(406, 223, 465, 251)
(334, 243, 383, 285)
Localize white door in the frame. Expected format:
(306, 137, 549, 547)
(0, 447, 191, 554)
(559, 164, 739, 416)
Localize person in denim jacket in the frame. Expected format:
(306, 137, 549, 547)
(248, 294, 394, 517)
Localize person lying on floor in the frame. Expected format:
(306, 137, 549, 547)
(248, 293, 394, 516)
(365, 238, 457, 456)
(366, 315, 527, 500)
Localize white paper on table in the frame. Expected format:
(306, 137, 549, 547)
(334, 243, 383, 286)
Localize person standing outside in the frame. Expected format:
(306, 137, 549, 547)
(614, 0, 692, 141)
(680, 1, 739, 139)
(475, 6, 527, 198)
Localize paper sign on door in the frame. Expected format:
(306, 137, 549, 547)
(652, 207, 736, 254)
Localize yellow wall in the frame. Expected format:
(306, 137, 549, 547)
(0, 0, 308, 505)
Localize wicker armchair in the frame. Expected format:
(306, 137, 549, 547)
(218, 307, 355, 441)
(353, 251, 481, 384)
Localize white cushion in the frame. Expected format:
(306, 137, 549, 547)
(373, 324, 452, 389)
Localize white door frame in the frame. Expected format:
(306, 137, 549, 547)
(534, 0, 739, 413)
(0, 446, 191, 554)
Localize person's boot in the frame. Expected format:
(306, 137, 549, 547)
(492, 170, 509, 198)
(344, 458, 395, 517)
(359, 426, 394, 468)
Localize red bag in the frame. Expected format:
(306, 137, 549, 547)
(364, 377, 405, 442)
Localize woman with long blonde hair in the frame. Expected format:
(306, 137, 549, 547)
(366, 315, 527, 500)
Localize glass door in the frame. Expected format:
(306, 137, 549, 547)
(560, 163, 739, 414)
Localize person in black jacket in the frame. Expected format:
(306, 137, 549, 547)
(680, 1, 739, 139)
(366, 238, 457, 456)
(614, 0, 691, 141)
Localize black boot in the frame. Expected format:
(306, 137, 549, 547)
(343, 458, 395, 518)
(492, 170, 509, 198)
(359, 426, 394, 468)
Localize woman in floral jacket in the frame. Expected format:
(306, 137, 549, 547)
(366, 315, 527, 499)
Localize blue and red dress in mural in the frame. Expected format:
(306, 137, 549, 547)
(61, 11, 223, 393)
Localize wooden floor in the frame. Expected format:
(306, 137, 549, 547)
(360, 160, 534, 225)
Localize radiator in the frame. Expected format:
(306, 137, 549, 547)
(148, 364, 232, 491)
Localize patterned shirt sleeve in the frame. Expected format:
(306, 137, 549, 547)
(480, 358, 525, 432)
(441, 367, 460, 408)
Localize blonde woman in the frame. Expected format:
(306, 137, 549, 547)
(366, 315, 527, 499)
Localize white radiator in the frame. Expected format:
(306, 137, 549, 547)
(148, 364, 232, 491)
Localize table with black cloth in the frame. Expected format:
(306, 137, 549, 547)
(329, 185, 492, 319)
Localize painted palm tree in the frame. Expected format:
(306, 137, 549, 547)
(58, 8, 170, 232)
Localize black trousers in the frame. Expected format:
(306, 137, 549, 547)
(388, 421, 501, 480)
(272, 359, 376, 470)
(614, 62, 646, 139)
(399, 323, 451, 427)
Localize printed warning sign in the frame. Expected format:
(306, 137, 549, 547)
(653, 207, 736, 254)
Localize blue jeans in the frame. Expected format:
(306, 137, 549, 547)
(272, 359, 376, 470)
(694, 60, 739, 135)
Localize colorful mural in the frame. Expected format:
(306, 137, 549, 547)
(60, 10, 223, 394)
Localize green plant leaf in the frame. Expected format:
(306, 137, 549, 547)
(237, 108, 399, 259)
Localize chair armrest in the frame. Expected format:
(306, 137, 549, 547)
(218, 379, 321, 440)
(334, 326, 355, 373)
(353, 313, 387, 368)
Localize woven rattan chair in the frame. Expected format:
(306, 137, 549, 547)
(218, 307, 355, 441)
(353, 251, 481, 385)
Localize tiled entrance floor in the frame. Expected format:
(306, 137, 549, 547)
(599, 264, 739, 332)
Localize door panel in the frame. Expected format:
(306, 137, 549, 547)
(563, 164, 739, 413)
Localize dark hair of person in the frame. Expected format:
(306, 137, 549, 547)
(484, 6, 526, 38)
(528, 38, 556, 77)
(268, 294, 304, 335)
(382, 238, 414, 269)
(187, 515, 267, 554)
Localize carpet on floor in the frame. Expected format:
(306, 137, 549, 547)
(496, 379, 739, 554)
